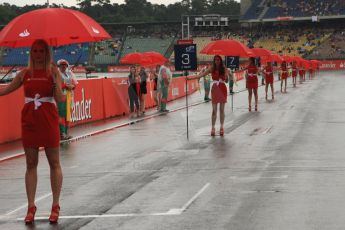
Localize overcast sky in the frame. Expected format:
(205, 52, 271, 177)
(0, 0, 239, 7)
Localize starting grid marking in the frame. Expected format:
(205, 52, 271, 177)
(10, 183, 210, 221)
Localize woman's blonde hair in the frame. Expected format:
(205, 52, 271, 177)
(28, 39, 52, 74)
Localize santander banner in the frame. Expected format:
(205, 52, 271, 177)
(0, 76, 198, 144)
(319, 60, 345, 70)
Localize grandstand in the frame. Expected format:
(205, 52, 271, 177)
(120, 35, 176, 60)
(241, 0, 345, 21)
(1, 43, 90, 66)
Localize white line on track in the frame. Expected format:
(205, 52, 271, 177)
(15, 183, 211, 221)
(262, 125, 273, 134)
(0, 152, 25, 162)
(6, 192, 52, 216)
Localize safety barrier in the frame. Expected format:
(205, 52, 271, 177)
(0, 76, 198, 144)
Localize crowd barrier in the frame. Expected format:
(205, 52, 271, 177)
(0, 76, 198, 144)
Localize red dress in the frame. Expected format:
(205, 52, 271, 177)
(299, 68, 305, 76)
(211, 70, 227, 104)
(22, 69, 60, 148)
(247, 65, 258, 89)
(281, 66, 288, 80)
(264, 66, 274, 84)
(292, 67, 298, 78)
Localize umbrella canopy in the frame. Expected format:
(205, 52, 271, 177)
(142, 52, 168, 66)
(120, 53, 150, 65)
(200, 39, 255, 57)
(0, 8, 111, 47)
(310, 60, 321, 68)
(293, 56, 305, 64)
(251, 48, 272, 58)
(270, 54, 284, 63)
(282, 55, 293, 63)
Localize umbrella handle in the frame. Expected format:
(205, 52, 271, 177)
(0, 65, 17, 82)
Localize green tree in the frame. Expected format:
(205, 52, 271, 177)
(191, 0, 208, 14)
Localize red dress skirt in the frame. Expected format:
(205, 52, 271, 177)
(247, 65, 258, 89)
(281, 66, 288, 80)
(299, 69, 305, 76)
(281, 71, 288, 80)
(264, 66, 274, 84)
(211, 70, 227, 104)
(292, 68, 297, 78)
(22, 69, 60, 148)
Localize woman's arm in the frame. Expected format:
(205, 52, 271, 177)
(0, 69, 25, 96)
(187, 66, 211, 80)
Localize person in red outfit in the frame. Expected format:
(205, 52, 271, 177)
(188, 55, 229, 136)
(263, 61, 274, 100)
(299, 63, 305, 83)
(0, 39, 65, 224)
(280, 61, 288, 93)
(291, 61, 298, 87)
(246, 57, 259, 111)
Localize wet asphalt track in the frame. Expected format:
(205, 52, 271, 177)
(1, 71, 345, 229)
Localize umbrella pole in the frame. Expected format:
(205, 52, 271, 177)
(232, 93, 234, 112)
(0, 65, 17, 83)
(186, 77, 189, 140)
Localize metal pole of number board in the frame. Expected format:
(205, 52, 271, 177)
(186, 77, 189, 140)
(232, 93, 234, 112)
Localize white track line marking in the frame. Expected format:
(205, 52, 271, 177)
(261, 125, 273, 134)
(0, 152, 25, 162)
(179, 182, 210, 213)
(6, 193, 52, 216)
(15, 183, 210, 221)
(230, 175, 288, 180)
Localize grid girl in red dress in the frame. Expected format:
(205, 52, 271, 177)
(0, 39, 65, 224)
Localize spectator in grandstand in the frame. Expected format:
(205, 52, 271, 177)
(151, 65, 161, 110)
(139, 66, 148, 114)
(0, 39, 64, 224)
(57, 59, 78, 140)
(280, 61, 288, 93)
(188, 55, 229, 136)
(246, 57, 259, 112)
(291, 61, 298, 87)
(158, 60, 172, 113)
(128, 66, 140, 118)
(263, 61, 275, 100)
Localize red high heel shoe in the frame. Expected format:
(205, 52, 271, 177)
(211, 128, 215, 136)
(255, 105, 258, 111)
(49, 204, 60, 224)
(220, 128, 224, 136)
(248, 106, 251, 112)
(24, 206, 37, 224)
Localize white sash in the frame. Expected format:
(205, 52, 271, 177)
(25, 93, 54, 110)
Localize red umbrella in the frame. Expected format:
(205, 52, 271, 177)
(282, 55, 293, 63)
(200, 39, 255, 57)
(251, 48, 272, 58)
(270, 54, 284, 63)
(310, 60, 321, 68)
(293, 56, 305, 64)
(142, 52, 168, 66)
(303, 60, 311, 69)
(0, 8, 111, 47)
(120, 53, 150, 65)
